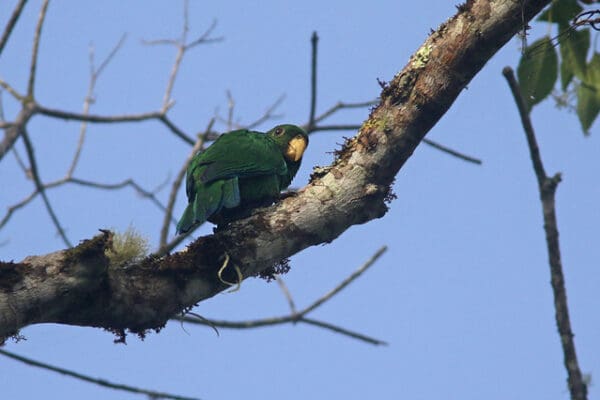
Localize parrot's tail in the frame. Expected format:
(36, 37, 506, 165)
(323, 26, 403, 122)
(176, 204, 196, 234)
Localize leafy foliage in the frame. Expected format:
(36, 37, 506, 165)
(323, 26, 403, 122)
(518, 0, 600, 134)
(517, 37, 559, 111)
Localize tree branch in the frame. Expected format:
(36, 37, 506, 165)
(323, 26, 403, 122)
(181, 246, 388, 346)
(502, 67, 587, 400)
(0, 0, 553, 342)
(0, 0, 28, 56)
(21, 129, 72, 247)
(307, 31, 318, 130)
(27, 0, 49, 97)
(0, 349, 199, 400)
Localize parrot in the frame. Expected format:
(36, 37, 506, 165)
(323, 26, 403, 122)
(176, 124, 309, 233)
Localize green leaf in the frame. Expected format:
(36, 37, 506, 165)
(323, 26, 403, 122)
(577, 83, 600, 134)
(517, 37, 559, 111)
(577, 52, 600, 133)
(560, 57, 574, 90)
(559, 28, 590, 85)
(584, 52, 600, 85)
(537, 0, 582, 25)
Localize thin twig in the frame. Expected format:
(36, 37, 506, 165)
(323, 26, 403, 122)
(503, 66, 587, 400)
(275, 276, 297, 315)
(159, 114, 194, 144)
(141, 0, 222, 113)
(36, 105, 162, 123)
(1, 176, 172, 231)
(11, 147, 29, 177)
(184, 20, 223, 49)
(184, 314, 387, 346)
(310, 100, 376, 127)
(180, 246, 388, 346)
(307, 32, 318, 130)
(35, 105, 195, 145)
(67, 34, 127, 177)
(245, 94, 285, 129)
(422, 138, 482, 164)
(0, 349, 200, 400)
(27, 0, 49, 97)
(154, 228, 196, 257)
(0, 189, 37, 230)
(160, 0, 189, 112)
(0, 0, 28, 56)
(226, 90, 234, 131)
(0, 78, 25, 102)
(300, 317, 387, 346)
(309, 123, 483, 164)
(69, 177, 172, 215)
(21, 129, 72, 247)
(302, 245, 387, 315)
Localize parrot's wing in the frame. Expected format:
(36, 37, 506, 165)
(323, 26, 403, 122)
(195, 130, 288, 184)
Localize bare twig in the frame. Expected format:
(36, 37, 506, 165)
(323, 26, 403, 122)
(0, 101, 35, 162)
(300, 317, 387, 346)
(27, 0, 49, 97)
(0, 0, 28, 56)
(11, 147, 29, 177)
(181, 246, 388, 346)
(69, 177, 172, 215)
(1, 176, 171, 231)
(21, 129, 72, 247)
(422, 137, 482, 165)
(502, 66, 587, 400)
(310, 100, 376, 128)
(307, 31, 318, 130)
(0, 78, 25, 102)
(0, 349, 200, 400)
(0, 189, 37, 230)
(245, 94, 285, 129)
(67, 34, 127, 177)
(159, 0, 189, 112)
(142, 1, 222, 113)
(226, 90, 234, 131)
(275, 276, 297, 315)
(154, 228, 196, 257)
(35, 105, 195, 145)
(185, 314, 387, 346)
(309, 122, 483, 165)
(302, 246, 387, 315)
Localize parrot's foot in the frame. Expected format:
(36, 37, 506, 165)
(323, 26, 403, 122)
(278, 189, 299, 200)
(211, 198, 277, 230)
(217, 253, 243, 293)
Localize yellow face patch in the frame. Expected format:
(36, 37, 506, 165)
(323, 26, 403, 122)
(285, 135, 307, 162)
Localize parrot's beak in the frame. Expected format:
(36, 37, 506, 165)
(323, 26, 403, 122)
(286, 135, 308, 162)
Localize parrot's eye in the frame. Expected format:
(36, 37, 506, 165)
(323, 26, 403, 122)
(274, 127, 284, 136)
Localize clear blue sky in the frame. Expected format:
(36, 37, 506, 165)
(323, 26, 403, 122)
(1, 1, 599, 399)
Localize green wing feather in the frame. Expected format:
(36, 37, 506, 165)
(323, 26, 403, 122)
(198, 130, 287, 183)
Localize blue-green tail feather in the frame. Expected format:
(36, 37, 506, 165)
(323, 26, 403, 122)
(176, 177, 241, 234)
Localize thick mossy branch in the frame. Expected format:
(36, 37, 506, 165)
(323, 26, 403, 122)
(0, 0, 552, 341)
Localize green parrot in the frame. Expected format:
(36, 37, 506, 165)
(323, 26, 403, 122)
(176, 124, 309, 233)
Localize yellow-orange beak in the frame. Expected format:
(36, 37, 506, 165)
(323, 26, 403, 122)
(285, 135, 308, 162)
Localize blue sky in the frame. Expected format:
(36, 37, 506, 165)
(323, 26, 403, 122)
(1, 1, 599, 399)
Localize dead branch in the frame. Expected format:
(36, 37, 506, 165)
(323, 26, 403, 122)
(502, 67, 588, 400)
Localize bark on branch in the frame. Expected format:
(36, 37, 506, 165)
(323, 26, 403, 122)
(0, 0, 552, 342)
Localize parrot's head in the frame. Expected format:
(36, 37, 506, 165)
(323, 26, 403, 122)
(268, 124, 309, 163)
